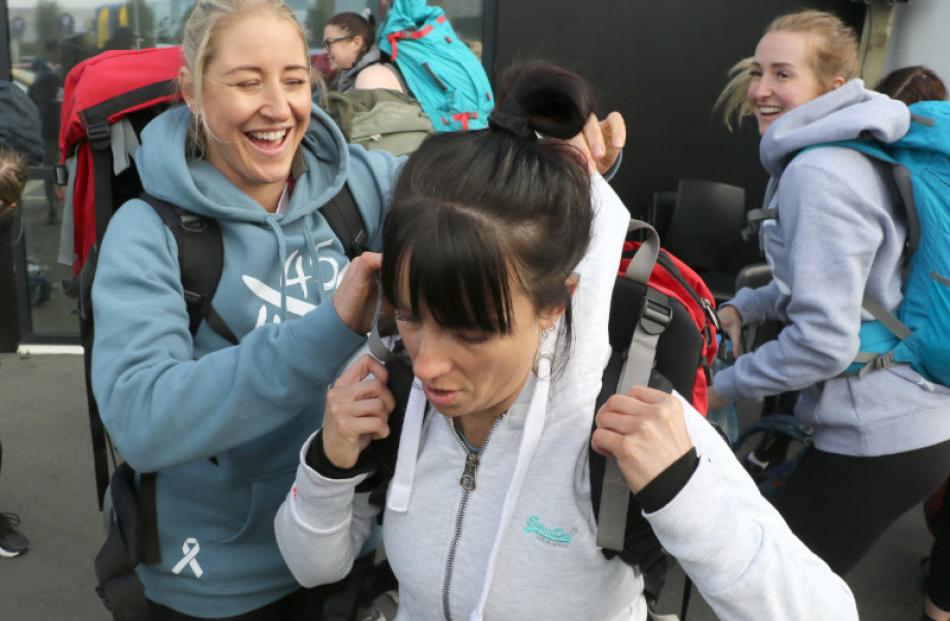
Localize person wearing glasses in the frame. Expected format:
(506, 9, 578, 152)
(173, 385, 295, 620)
(323, 10, 405, 93)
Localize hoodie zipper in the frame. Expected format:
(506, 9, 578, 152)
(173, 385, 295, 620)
(441, 416, 504, 621)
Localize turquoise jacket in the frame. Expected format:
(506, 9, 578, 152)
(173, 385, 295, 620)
(91, 102, 401, 616)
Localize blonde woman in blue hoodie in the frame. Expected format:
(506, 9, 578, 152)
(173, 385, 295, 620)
(710, 9, 950, 585)
(90, 0, 402, 617)
(276, 61, 857, 621)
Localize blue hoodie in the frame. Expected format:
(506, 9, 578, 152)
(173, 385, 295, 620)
(91, 103, 402, 616)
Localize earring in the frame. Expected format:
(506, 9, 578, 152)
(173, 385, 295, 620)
(532, 325, 557, 378)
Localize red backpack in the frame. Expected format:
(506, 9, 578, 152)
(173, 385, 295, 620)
(59, 46, 183, 275)
(617, 230, 719, 414)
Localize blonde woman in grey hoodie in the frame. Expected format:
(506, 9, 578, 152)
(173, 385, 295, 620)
(711, 9, 950, 594)
(275, 62, 857, 621)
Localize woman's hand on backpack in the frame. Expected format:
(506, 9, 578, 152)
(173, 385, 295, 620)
(323, 355, 396, 470)
(569, 112, 626, 175)
(591, 386, 693, 494)
(333, 252, 382, 335)
(717, 305, 744, 357)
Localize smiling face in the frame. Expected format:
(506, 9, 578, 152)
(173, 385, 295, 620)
(393, 273, 561, 429)
(746, 30, 827, 136)
(183, 12, 311, 210)
(323, 24, 363, 71)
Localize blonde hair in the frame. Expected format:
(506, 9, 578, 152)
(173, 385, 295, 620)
(0, 149, 27, 211)
(716, 10, 860, 131)
(180, 0, 310, 153)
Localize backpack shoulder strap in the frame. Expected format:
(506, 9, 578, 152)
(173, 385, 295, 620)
(140, 194, 239, 346)
(361, 355, 417, 515)
(589, 366, 674, 606)
(819, 141, 918, 373)
(321, 183, 369, 259)
(596, 221, 672, 553)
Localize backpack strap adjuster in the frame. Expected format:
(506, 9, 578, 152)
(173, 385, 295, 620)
(641, 289, 673, 335)
(178, 212, 207, 233)
(182, 290, 204, 306)
(86, 118, 111, 150)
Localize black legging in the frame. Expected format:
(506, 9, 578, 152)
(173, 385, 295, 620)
(928, 480, 950, 611)
(773, 438, 950, 576)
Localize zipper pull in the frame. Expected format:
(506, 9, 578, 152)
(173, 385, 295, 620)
(460, 452, 480, 492)
(701, 298, 721, 332)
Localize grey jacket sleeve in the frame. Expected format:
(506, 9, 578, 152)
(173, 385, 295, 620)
(713, 161, 885, 402)
(645, 396, 858, 620)
(725, 280, 782, 327)
(274, 432, 379, 587)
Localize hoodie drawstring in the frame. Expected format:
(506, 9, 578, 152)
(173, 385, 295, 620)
(470, 328, 557, 621)
(301, 215, 323, 293)
(386, 380, 427, 513)
(265, 217, 289, 322)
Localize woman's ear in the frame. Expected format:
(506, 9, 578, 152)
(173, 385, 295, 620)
(831, 75, 846, 90)
(565, 273, 580, 299)
(539, 274, 581, 329)
(179, 67, 196, 109)
(353, 34, 365, 51)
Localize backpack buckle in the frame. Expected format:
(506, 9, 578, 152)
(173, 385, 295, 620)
(347, 230, 368, 258)
(54, 164, 69, 186)
(641, 290, 673, 335)
(178, 212, 207, 233)
(86, 119, 111, 150)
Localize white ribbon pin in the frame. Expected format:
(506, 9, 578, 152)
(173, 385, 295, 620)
(171, 537, 204, 578)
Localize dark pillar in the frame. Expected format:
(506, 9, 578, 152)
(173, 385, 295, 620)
(0, 211, 20, 351)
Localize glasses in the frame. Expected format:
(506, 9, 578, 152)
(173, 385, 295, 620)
(322, 35, 355, 50)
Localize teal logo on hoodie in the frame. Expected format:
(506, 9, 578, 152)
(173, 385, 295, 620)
(523, 514, 574, 546)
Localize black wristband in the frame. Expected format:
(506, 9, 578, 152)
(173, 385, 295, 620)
(635, 447, 700, 513)
(305, 430, 374, 480)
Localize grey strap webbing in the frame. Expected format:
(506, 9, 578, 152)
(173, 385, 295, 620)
(853, 352, 879, 365)
(597, 221, 673, 553)
(846, 294, 911, 379)
(367, 280, 397, 362)
(862, 293, 912, 340)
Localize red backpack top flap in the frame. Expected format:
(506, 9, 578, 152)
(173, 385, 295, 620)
(620, 241, 720, 412)
(60, 47, 184, 158)
(61, 47, 184, 275)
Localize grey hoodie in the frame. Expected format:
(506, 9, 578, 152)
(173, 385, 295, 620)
(276, 177, 857, 621)
(713, 80, 950, 456)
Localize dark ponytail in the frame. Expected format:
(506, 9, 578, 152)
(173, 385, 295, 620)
(327, 11, 375, 56)
(381, 61, 595, 346)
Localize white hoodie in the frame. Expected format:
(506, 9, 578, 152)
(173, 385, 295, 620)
(275, 176, 857, 621)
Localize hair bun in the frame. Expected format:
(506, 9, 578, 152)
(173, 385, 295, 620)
(495, 61, 595, 140)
